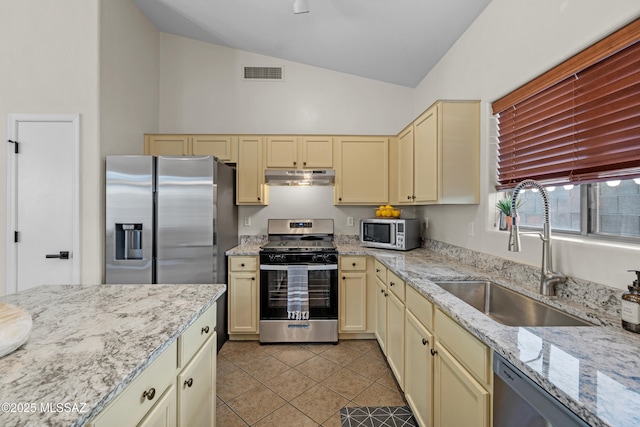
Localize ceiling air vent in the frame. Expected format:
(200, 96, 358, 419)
(243, 66, 284, 81)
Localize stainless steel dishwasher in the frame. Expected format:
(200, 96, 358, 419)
(493, 352, 589, 427)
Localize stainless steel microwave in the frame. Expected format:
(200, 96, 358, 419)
(360, 218, 420, 251)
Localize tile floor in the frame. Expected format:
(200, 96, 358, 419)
(216, 339, 407, 426)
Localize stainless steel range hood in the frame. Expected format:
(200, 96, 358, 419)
(265, 169, 335, 186)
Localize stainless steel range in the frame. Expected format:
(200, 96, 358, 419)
(259, 219, 338, 344)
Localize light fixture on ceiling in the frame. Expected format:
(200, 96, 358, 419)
(293, 0, 309, 14)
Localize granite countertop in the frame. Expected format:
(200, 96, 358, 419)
(0, 283, 226, 427)
(228, 242, 640, 427)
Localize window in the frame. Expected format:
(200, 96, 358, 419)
(493, 19, 640, 242)
(510, 178, 640, 240)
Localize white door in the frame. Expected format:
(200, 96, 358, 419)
(6, 114, 80, 294)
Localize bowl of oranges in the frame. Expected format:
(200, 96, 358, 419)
(375, 205, 401, 218)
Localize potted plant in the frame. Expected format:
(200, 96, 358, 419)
(496, 197, 521, 230)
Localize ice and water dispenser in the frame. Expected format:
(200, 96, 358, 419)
(115, 223, 143, 260)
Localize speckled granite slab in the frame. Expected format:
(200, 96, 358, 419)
(226, 239, 640, 426)
(0, 283, 225, 427)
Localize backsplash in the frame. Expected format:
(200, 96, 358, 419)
(425, 239, 622, 317)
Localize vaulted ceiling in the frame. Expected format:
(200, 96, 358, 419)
(134, 0, 492, 87)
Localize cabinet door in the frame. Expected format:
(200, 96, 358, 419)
(433, 342, 489, 427)
(375, 277, 387, 354)
(138, 385, 177, 427)
(237, 136, 267, 205)
(397, 126, 415, 204)
(386, 291, 405, 389)
(192, 135, 233, 162)
(405, 311, 434, 427)
(145, 135, 190, 156)
(178, 333, 216, 427)
(413, 106, 438, 203)
(340, 272, 367, 332)
(228, 272, 259, 333)
(301, 136, 333, 168)
(335, 137, 388, 204)
(266, 136, 298, 168)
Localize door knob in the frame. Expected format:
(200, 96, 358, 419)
(46, 251, 69, 260)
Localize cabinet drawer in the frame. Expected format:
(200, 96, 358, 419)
(340, 256, 367, 271)
(406, 285, 433, 330)
(179, 304, 217, 367)
(374, 259, 387, 282)
(229, 256, 257, 272)
(91, 341, 177, 427)
(387, 270, 405, 302)
(434, 309, 491, 386)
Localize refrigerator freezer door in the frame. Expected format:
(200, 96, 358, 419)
(105, 156, 154, 284)
(156, 156, 215, 284)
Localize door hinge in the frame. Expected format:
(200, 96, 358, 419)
(7, 139, 19, 154)
(14, 231, 19, 242)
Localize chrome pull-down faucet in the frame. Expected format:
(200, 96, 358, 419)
(508, 179, 566, 296)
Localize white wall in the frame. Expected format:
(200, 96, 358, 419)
(99, 0, 160, 282)
(0, 0, 100, 295)
(158, 33, 414, 135)
(0, 0, 159, 295)
(239, 186, 418, 236)
(414, 0, 640, 290)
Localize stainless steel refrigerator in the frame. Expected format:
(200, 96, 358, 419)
(105, 155, 237, 351)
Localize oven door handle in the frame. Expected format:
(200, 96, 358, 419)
(259, 264, 338, 271)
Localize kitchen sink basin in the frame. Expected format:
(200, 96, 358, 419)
(433, 281, 593, 327)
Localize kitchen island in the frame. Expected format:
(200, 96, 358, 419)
(228, 240, 640, 427)
(0, 283, 225, 427)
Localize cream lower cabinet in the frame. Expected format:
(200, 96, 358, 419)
(177, 333, 216, 426)
(374, 260, 388, 353)
(433, 308, 491, 427)
(385, 270, 406, 390)
(228, 256, 259, 338)
(405, 284, 435, 427)
(339, 256, 368, 333)
(90, 304, 217, 427)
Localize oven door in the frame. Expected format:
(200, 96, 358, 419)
(259, 264, 338, 320)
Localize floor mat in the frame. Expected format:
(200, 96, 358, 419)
(340, 406, 418, 427)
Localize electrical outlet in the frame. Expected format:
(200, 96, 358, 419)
(244, 216, 251, 227)
(468, 221, 475, 236)
(347, 217, 354, 227)
(424, 217, 429, 229)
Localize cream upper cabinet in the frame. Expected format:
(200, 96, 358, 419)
(413, 106, 439, 203)
(145, 135, 190, 156)
(334, 136, 388, 205)
(301, 136, 333, 168)
(266, 136, 299, 168)
(430, 100, 480, 204)
(265, 136, 333, 169)
(391, 100, 479, 205)
(237, 136, 269, 205)
(145, 134, 237, 163)
(191, 134, 237, 162)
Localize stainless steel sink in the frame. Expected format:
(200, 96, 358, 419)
(434, 281, 593, 327)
